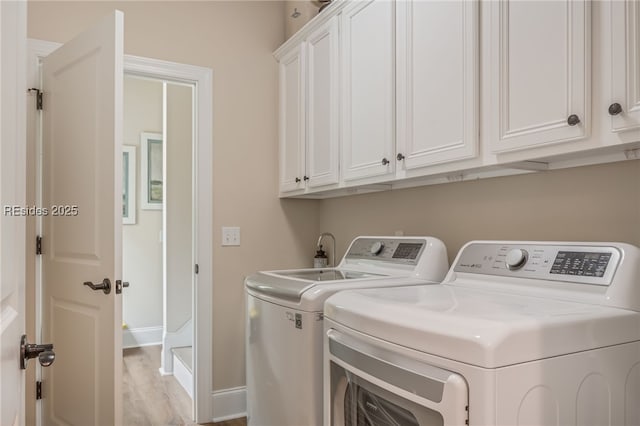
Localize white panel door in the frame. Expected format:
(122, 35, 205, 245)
(341, 0, 395, 181)
(490, 0, 590, 153)
(306, 16, 340, 189)
(278, 44, 306, 193)
(0, 1, 27, 425)
(41, 11, 123, 425)
(396, 0, 478, 171)
(610, 0, 640, 133)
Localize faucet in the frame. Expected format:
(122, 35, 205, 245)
(317, 232, 336, 267)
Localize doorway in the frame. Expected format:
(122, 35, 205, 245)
(27, 39, 214, 423)
(122, 74, 196, 415)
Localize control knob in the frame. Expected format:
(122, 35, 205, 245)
(370, 241, 385, 255)
(505, 248, 528, 270)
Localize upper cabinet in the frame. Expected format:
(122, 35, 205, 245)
(306, 17, 340, 189)
(610, 0, 640, 133)
(278, 44, 305, 193)
(395, 0, 479, 171)
(275, 0, 640, 199)
(276, 16, 340, 195)
(489, 0, 590, 153)
(341, 0, 395, 182)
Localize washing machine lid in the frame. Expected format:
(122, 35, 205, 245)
(325, 285, 640, 368)
(274, 269, 382, 281)
(245, 269, 387, 302)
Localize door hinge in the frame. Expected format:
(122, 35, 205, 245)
(36, 381, 42, 400)
(194, 264, 199, 274)
(28, 88, 43, 110)
(36, 235, 42, 255)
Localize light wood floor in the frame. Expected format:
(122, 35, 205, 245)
(123, 345, 247, 426)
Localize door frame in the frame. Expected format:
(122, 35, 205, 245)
(27, 39, 214, 424)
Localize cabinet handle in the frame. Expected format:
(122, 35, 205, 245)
(567, 114, 581, 126)
(295, 177, 301, 183)
(303, 176, 309, 181)
(396, 153, 405, 161)
(608, 103, 622, 116)
(381, 158, 390, 166)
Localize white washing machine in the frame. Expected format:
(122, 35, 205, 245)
(245, 236, 449, 426)
(324, 241, 640, 426)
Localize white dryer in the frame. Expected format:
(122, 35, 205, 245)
(245, 236, 449, 426)
(324, 241, 640, 426)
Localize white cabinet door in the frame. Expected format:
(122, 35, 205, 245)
(490, 0, 590, 153)
(306, 16, 340, 189)
(396, 0, 478, 170)
(278, 45, 305, 193)
(341, 0, 395, 181)
(610, 0, 640, 133)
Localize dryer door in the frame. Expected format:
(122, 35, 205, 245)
(327, 330, 469, 426)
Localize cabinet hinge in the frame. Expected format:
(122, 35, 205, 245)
(194, 264, 199, 274)
(36, 381, 42, 400)
(36, 235, 42, 255)
(28, 88, 43, 110)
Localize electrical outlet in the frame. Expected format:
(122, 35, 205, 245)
(222, 226, 240, 246)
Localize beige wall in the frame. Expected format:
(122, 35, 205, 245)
(319, 161, 640, 262)
(166, 83, 193, 333)
(122, 76, 163, 331)
(27, 1, 321, 394)
(285, 0, 318, 38)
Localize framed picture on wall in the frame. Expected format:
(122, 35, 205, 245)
(123, 145, 136, 224)
(140, 132, 163, 210)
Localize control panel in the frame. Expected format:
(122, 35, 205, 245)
(454, 243, 622, 286)
(345, 238, 426, 265)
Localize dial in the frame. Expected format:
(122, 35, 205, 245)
(370, 241, 385, 255)
(505, 248, 528, 270)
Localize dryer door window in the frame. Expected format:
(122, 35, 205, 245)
(328, 330, 469, 426)
(344, 378, 444, 426)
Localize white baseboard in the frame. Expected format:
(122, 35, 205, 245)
(158, 367, 172, 376)
(173, 353, 193, 399)
(123, 326, 163, 349)
(211, 386, 246, 423)
(160, 318, 192, 374)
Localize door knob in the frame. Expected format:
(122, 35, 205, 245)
(116, 279, 130, 294)
(20, 335, 56, 369)
(39, 351, 56, 367)
(295, 177, 301, 183)
(381, 158, 390, 165)
(396, 153, 405, 161)
(83, 278, 111, 294)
